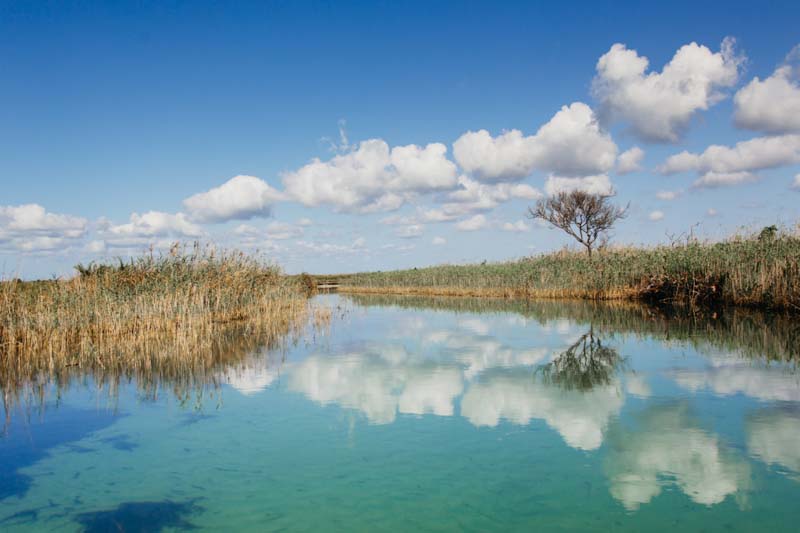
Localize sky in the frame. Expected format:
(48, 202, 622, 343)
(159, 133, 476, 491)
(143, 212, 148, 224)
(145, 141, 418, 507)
(2, 0, 800, 278)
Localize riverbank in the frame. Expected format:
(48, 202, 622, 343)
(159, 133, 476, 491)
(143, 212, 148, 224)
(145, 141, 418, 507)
(336, 232, 800, 311)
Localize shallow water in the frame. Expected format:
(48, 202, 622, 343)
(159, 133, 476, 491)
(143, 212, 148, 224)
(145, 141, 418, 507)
(2, 294, 800, 531)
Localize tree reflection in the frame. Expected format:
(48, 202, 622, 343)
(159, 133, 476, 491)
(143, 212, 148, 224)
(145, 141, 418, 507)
(537, 327, 623, 391)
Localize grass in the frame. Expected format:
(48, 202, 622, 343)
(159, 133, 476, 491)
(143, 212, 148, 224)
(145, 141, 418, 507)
(0, 244, 313, 411)
(337, 231, 800, 311)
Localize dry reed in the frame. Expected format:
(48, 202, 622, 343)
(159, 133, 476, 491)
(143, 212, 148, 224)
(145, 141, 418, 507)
(0, 243, 312, 412)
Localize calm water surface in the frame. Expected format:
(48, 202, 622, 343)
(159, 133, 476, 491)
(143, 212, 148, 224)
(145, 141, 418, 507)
(2, 294, 800, 531)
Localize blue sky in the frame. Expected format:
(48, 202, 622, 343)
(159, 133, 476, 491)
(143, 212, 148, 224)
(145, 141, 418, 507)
(2, 0, 799, 278)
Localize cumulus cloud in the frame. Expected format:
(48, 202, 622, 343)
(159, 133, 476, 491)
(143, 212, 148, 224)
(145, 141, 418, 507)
(734, 45, 800, 134)
(435, 176, 543, 218)
(281, 139, 458, 212)
(648, 210, 664, 221)
(452, 102, 617, 181)
(455, 214, 488, 231)
(693, 171, 760, 188)
(84, 240, 106, 254)
(396, 224, 424, 239)
(0, 204, 88, 252)
(616, 146, 644, 174)
(656, 190, 682, 201)
(295, 237, 367, 256)
(793, 174, 800, 191)
(235, 221, 305, 241)
(606, 405, 751, 510)
(502, 220, 530, 232)
(432, 236, 446, 245)
(544, 174, 614, 196)
(659, 134, 800, 188)
(183, 175, 285, 223)
(99, 211, 203, 247)
(593, 38, 743, 142)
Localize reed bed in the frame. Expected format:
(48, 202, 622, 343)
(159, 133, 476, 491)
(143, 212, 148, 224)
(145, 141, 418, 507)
(340, 232, 800, 310)
(0, 244, 312, 412)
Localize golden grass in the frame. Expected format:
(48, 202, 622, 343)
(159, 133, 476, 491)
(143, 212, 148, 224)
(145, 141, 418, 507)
(0, 244, 313, 411)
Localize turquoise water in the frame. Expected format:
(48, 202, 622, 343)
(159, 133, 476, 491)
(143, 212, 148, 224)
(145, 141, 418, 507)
(2, 294, 800, 531)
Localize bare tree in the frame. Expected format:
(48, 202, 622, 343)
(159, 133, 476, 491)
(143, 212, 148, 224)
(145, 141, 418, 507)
(527, 190, 628, 256)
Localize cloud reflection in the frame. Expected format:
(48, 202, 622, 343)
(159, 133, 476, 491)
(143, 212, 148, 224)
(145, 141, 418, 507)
(286, 345, 464, 424)
(747, 409, 800, 480)
(606, 405, 751, 510)
(671, 361, 800, 403)
(460, 373, 623, 450)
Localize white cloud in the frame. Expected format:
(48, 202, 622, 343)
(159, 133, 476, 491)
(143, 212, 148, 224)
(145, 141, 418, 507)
(693, 171, 759, 188)
(0, 204, 86, 237)
(544, 174, 614, 196)
(606, 405, 750, 510)
(455, 214, 488, 231)
(296, 217, 313, 226)
(616, 146, 644, 174)
(502, 220, 530, 232)
(396, 224, 424, 239)
(707, 208, 719, 217)
(84, 240, 106, 254)
(593, 38, 743, 142)
(648, 210, 664, 221)
(266, 221, 304, 240)
(183, 175, 285, 223)
(442, 176, 542, 217)
(100, 211, 203, 247)
(281, 139, 458, 212)
(235, 221, 305, 242)
(734, 45, 800, 134)
(656, 189, 682, 201)
(792, 174, 800, 191)
(659, 134, 800, 188)
(452, 102, 617, 181)
(431, 236, 446, 245)
(295, 237, 366, 256)
(0, 204, 87, 252)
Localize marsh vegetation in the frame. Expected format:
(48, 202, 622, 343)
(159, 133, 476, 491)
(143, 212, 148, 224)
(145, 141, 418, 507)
(0, 244, 313, 411)
(339, 229, 800, 311)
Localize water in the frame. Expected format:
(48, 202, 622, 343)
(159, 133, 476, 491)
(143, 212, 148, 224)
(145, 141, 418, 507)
(2, 294, 800, 531)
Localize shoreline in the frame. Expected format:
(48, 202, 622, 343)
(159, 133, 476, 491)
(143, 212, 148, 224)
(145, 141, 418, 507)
(336, 284, 798, 312)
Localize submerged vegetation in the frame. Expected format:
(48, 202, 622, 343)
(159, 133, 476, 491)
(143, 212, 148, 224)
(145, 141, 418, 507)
(0, 244, 312, 411)
(339, 230, 800, 311)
